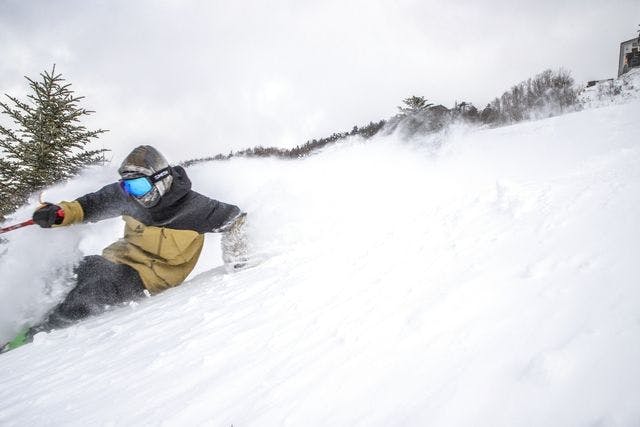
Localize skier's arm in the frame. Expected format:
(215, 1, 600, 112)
(55, 183, 129, 226)
(200, 197, 244, 233)
(196, 195, 248, 270)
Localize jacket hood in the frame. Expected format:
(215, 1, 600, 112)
(148, 165, 192, 223)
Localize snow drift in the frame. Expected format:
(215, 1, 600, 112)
(1, 94, 640, 425)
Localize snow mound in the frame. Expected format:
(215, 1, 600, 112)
(580, 67, 640, 108)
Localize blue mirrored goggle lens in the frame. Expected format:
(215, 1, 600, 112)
(121, 176, 153, 197)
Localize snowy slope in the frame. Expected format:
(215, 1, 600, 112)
(1, 100, 640, 426)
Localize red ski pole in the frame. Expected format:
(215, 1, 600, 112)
(0, 209, 64, 235)
(0, 219, 35, 234)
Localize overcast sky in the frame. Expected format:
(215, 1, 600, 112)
(1, 0, 638, 162)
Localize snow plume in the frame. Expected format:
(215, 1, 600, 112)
(1, 100, 640, 425)
(0, 166, 116, 341)
(0, 226, 81, 338)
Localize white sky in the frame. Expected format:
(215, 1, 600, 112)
(1, 0, 638, 162)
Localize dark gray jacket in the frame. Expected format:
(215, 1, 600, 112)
(76, 166, 241, 232)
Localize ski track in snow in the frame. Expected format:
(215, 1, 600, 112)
(1, 100, 640, 426)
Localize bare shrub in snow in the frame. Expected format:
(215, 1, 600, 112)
(481, 68, 580, 126)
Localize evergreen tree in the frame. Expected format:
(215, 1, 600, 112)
(0, 157, 21, 217)
(480, 103, 499, 124)
(392, 95, 446, 137)
(0, 66, 108, 219)
(398, 96, 433, 115)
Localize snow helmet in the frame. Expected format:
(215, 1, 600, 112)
(118, 145, 174, 208)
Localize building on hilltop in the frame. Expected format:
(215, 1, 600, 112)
(587, 78, 613, 88)
(618, 36, 640, 76)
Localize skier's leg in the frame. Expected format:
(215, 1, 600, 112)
(221, 213, 249, 271)
(32, 255, 145, 333)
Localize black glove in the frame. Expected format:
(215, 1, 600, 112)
(32, 203, 64, 228)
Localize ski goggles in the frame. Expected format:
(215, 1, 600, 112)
(120, 167, 171, 197)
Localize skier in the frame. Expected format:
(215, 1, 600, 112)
(2, 145, 247, 351)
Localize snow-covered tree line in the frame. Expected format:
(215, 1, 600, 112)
(185, 68, 581, 166)
(0, 66, 108, 220)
